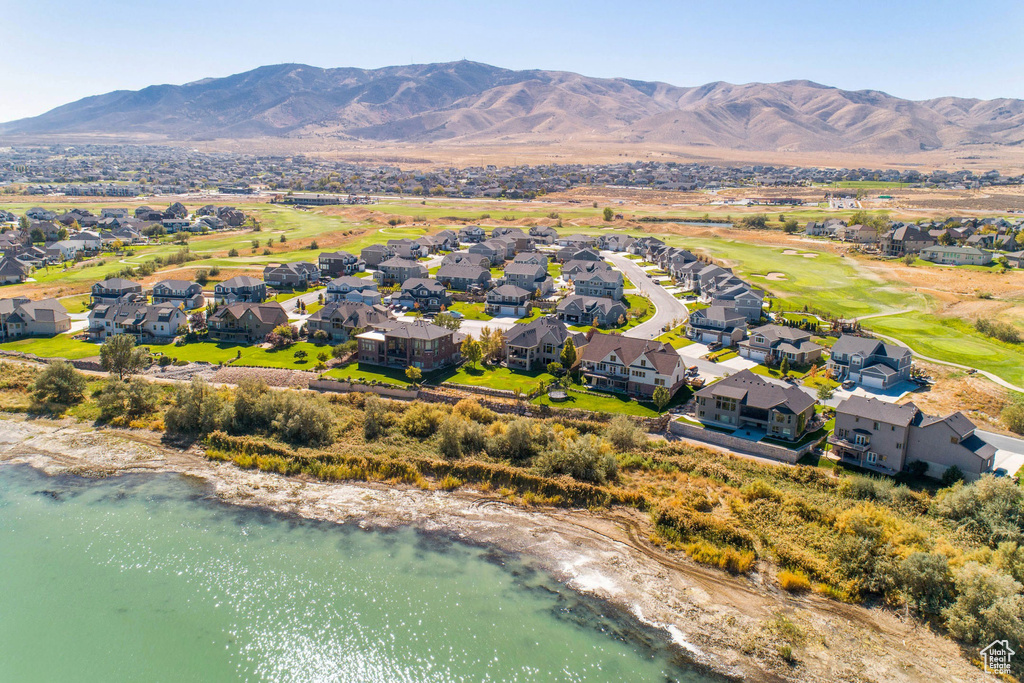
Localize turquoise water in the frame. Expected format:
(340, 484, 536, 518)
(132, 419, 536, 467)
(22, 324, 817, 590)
(0, 465, 722, 682)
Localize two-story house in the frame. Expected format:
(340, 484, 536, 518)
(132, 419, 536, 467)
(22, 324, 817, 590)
(357, 320, 461, 371)
(435, 263, 491, 292)
(579, 333, 685, 399)
(880, 225, 936, 256)
(214, 276, 267, 305)
(504, 317, 587, 372)
(91, 278, 143, 304)
(360, 244, 395, 268)
(738, 324, 823, 365)
(374, 257, 428, 286)
(829, 396, 996, 480)
(318, 251, 365, 278)
(467, 240, 505, 266)
(826, 335, 912, 389)
(263, 261, 320, 289)
(397, 278, 451, 313)
(710, 283, 764, 323)
(207, 302, 288, 343)
(151, 280, 205, 309)
(574, 269, 624, 300)
(325, 276, 380, 306)
(485, 284, 532, 317)
(307, 302, 390, 342)
(0, 298, 71, 339)
(694, 369, 816, 441)
(499, 261, 553, 296)
(556, 295, 627, 328)
(687, 305, 747, 347)
(458, 225, 486, 243)
(89, 302, 188, 343)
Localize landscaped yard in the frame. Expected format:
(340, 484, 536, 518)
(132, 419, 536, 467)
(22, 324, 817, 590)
(323, 363, 438, 387)
(656, 324, 694, 349)
(532, 385, 692, 417)
(515, 307, 548, 323)
(234, 342, 327, 369)
(0, 334, 101, 360)
(58, 294, 92, 314)
(448, 301, 493, 321)
(438, 365, 554, 393)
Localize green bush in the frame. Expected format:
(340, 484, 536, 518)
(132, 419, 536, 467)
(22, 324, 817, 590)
(165, 377, 232, 436)
(605, 414, 643, 452)
(32, 361, 86, 406)
(534, 434, 617, 484)
(96, 378, 160, 422)
(399, 403, 444, 438)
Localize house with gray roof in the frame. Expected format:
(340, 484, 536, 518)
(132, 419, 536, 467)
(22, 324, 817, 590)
(738, 324, 823, 365)
(214, 276, 267, 305)
(694, 369, 816, 441)
(91, 277, 142, 304)
(687, 305, 747, 347)
(435, 263, 491, 292)
(263, 261, 320, 289)
(360, 244, 395, 268)
(458, 225, 486, 243)
(710, 283, 764, 323)
(374, 257, 428, 286)
(556, 295, 627, 328)
(318, 251, 364, 277)
(919, 245, 994, 266)
(503, 317, 587, 372)
(829, 396, 996, 480)
(357, 319, 461, 370)
(89, 301, 188, 342)
(880, 225, 935, 256)
(397, 278, 450, 312)
(152, 280, 205, 309)
(441, 251, 490, 269)
(827, 335, 912, 389)
(326, 276, 380, 306)
(1, 298, 70, 339)
(307, 302, 390, 342)
(499, 261, 553, 295)
(207, 302, 288, 343)
(485, 284, 532, 317)
(0, 257, 29, 284)
(573, 268, 624, 300)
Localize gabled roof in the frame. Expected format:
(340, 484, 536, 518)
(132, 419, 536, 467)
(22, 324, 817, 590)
(505, 316, 583, 349)
(400, 277, 447, 293)
(698, 369, 815, 415)
(581, 332, 681, 376)
(217, 275, 263, 288)
(836, 395, 918, 427)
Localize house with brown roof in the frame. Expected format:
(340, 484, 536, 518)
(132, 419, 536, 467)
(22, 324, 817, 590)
(829, 396, 996, 480)
(356, 320, 461, 370)
(307, 302, 390, 342)
(694, 369, 816, 441)
(579, 333, 685, 399)
(207, 302, 288, 343)
(0, 298, 71, 339)
(504, 317, 586, 372)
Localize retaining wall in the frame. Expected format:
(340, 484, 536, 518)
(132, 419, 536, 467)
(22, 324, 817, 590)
(668, 420, 814, 464)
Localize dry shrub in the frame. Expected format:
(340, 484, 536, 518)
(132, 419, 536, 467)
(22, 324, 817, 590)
(778, 569, 811, 593)
(686, 540, 756, 574)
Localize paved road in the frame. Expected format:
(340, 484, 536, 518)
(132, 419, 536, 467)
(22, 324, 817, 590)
(604, 252, 689, 340)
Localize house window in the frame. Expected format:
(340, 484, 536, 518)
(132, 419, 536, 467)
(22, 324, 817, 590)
(873, 422, 879, 431)
(609, 355, 616, 362)
(866, 452, 878, 464)
(654, 378, 665, 386)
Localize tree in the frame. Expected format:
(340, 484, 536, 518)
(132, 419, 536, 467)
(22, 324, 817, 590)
(779, 356, 790, 377)
(603, 207, 614, 221)
(652, 385, 671, 412)
(164, 377, 231, 436)
(1003, 395, 1024, 435)
(30, 227, 45, 243)
(405, 366, 423, 383)
(816, 383, 835, 402)
(294, 349, 308, 361)
(435, 312, 462, 331)
(782, 219, 799, 234)
(560, 338, 577, 369)
(546, 361, 563, 376)
(363, 395, 386, 440)
(461, 336, 482, 368)
(33, 361, 87, 406)
(100, 334, 149, 380)
(97, 377, 160, 422)
(902, 253, 916, 266)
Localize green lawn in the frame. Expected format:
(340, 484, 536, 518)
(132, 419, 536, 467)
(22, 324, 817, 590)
(58, 294, 92, 314)
(533, 390, 662, 417)
(863, 312, 1024, 387)
(158, 341, 246, 365)
(449, 301, 493, 321)
(438, 365, 554, 393)
(656, 325, 694, 349)
(323, 363, 428, 387)
(515, 307, 548, 323)
(234, 342, 327, 370)
(0, 335, 101, 360)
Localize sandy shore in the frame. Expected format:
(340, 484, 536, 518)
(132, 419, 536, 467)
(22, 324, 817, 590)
(0, 415, 989, 682)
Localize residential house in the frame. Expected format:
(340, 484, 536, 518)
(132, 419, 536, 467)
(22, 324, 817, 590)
(738, 324, 823, 365)
(360, 244, 395, 268)
(207, 302, 288, 343)
(528, 226, 558, 244)
(827, 335, 912, 389)
(485, 284, 532, 317)
(214, 276, 267, 304)
(0, 257, 29, 284)
(499, 261, 553, 295)
(687, 305, 747, 347)
(151, 280, 204, 309)
(435, 263, 491, 292)
(919, 245, 994, 266)
(397, 278, 451, 313)
(599, 234, 636, 252)
(573, 269, 624, 300)
(879, 225, 936, 256)
(579, 333, 685, 399)
(44, 240, 80, 263)
(91, 277, 142, 304)
(556, 295, 628, 327)
(357, 320, 461, 370)
(504, 317, 587, 371)
(326, 276, 380, 305)
(318, 251, 364, 277)
(556, 247, 602, 263)
(161, 218, 190, 233)
(512, 251, 549, 268)
(387, 238, 425, 260)
(562, 259, 611, 280)
(89, 302, 188, 342)
(307, 302, 390, 342)
(710, 283, 764, 323)
(263, 261, 319, 289)
(829, 396, 996, 480)
(374, 257, 428, 286)
(468, 240, 506, 266)
(838, 224, 879, 244)
(458, 225, 486, 243)
(556, 234, 597, 249)
(68, 231, 102, 253)
(694, 369, 816, 441)
(441, 251, 490, 269)
(0, 298, 70, 339)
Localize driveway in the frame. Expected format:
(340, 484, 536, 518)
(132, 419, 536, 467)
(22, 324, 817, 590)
(604, 252, 689, 340)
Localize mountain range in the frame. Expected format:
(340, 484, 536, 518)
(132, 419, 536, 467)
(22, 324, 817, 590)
(4, 60, 1024, 155)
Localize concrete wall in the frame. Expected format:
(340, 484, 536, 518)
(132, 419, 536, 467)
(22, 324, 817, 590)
(308, 379, 420, 400)
(669, 420, 813, 464)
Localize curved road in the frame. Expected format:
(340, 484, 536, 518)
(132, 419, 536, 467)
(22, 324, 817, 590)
(604, 252, 689, 340)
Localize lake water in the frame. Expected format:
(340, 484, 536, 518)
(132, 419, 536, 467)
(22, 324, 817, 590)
(0, 465, 722, 682)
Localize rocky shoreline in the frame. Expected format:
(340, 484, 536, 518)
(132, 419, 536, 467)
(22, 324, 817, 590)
(0, 414, 989, 683)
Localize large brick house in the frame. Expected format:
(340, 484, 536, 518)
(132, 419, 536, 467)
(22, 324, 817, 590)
(356, 320, 462, 371)
(207, 302, 288, 343)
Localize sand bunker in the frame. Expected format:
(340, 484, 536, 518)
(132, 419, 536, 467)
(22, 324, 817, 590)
(765, 272, 788, 280)
(782, 249, 818, 258)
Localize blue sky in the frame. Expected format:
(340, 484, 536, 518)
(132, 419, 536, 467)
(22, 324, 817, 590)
(2, 0, 1023, 122)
